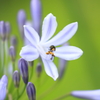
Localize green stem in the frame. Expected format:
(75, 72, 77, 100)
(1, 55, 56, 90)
(8, 61, 16, 100)
(53, 92, 71, 100)
(16, 84, 26, 100)
(2, 41, 5, 75)
(5, 40, 9, 58)
(5, 40, 9, 71)
(12, 61, 15, 72)
(38, 82, 58, 99)
(29, 65, 33, 80)
(16, 88, 19, 99)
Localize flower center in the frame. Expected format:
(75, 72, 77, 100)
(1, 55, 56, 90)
(46, 45, 56, 60)
(36, 43, 53, 60)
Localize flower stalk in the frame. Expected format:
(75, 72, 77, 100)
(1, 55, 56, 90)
(54, 92, 71, 100)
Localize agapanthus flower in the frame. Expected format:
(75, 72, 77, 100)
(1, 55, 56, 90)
(20, 13, 83, 80)
(0, 75, 8, 100)
(71, 90, 100, 100)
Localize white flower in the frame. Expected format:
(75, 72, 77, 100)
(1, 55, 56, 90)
(20, 13, 83, 80)
(71, 90, 100, 100)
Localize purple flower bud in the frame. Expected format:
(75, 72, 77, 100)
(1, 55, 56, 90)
(59, 59, 67, 79)
(5, 22, 11, 39)
(0, 21, 11, 41)
(9, 46, 16, 62)
(10, 36, 17, 47)
(0, 75, 8, 100)
(0, 21, 7, 41)
(30, 0, 42, 34)
(26, 82, 36, 100)
(18, 58, 28, 84)
(71, 90, 100, 100)
(59, 43, 69, 79)
(5, 22, 11, 33)
(36, 63, 42, 77)
(13, 70, 20, 88)
(17, 10, 26, 39)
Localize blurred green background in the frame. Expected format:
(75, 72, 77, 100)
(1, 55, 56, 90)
(0, 0, 100, 100)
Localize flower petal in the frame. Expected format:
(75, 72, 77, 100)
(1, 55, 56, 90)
(20, 45, 39, 61)
(0, 75, 8, 100)
(1, 75, 8, 86)
(44, 22, 78, 46)
(42, 58, 58, 80)
(71, 90, 100, 100)
(54, 46, 83, 60)
(41, 13, 57, 42)
(24, 25, 40, 46)
(0, 82, 7, 100)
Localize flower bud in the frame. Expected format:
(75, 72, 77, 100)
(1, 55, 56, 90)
(59, 43, 69, 79)
(36, 63, 42, 77)
(17, 10, 26, 39)
(59, 59, 67, 79)
(13, 70, 20, 88)
(9, 46, 16, 62)
(30, 0, 42, 34)
(26, 82, 36, 100)
(0, 75, 8, 100)
(0, 21, 7, 41)
(10, 36, 17, 47)
(18, 58, 28, 84)
(5, 22, 11, 39)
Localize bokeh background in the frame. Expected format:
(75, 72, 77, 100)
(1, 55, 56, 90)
(0, 0, 100, 100)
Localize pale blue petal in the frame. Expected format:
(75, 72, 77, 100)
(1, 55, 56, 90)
(24, 37, 32, 45)
(0, 75, 8, 100)
(41, 13, 57, 42)
(42, 58, 58, 80)
(1, 75, 8, 86)
(20, 45, 39, 61)
(24, 25, 40, 46)
(44, 22, 78, 46)
(24, 22, 33, 45)
(71, 90, 100, 100)
(0, 82, 6, 100)
(54, 46, 83, 60)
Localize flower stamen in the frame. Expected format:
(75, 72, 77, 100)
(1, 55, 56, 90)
(46, 51, 55, 56)
(46, 45, 56, 60)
